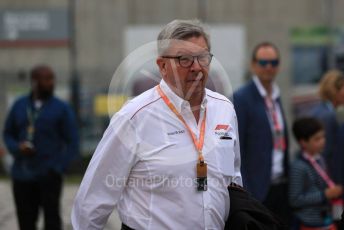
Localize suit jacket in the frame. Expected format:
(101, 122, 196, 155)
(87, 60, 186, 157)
(233, 80, 289, 201)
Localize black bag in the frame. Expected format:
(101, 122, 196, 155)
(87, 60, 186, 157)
(225, 184, 287, 230)
(340, 210, 344, 230)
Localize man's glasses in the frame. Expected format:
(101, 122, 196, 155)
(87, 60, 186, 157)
(256, 59, 279, 68)
(162, 53, 213, 68)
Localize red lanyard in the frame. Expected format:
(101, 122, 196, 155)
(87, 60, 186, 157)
(303, 153, 335, 188)
(264, 97, 286, 151)
(265, 97, 281, 131)
(156, 85, 206, 162)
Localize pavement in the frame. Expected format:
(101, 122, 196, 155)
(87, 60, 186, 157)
(0, 180, 122, 230)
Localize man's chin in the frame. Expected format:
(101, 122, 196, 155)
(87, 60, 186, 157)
(262, 75, 275, 81)
(186, 80, 204, 86)
(185, 85, 204, 95)
(39, 91, 53, 100)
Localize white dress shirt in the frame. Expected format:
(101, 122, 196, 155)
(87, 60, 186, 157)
(253, 76, 285, 181)
(72, 79, 242, 230)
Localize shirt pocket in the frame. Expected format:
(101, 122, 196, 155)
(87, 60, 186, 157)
(216, 139, 235, 176)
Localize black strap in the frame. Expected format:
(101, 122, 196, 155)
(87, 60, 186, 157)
(121, 223, 135, 230)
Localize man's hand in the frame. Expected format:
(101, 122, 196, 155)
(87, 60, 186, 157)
(19, 141, 36, 156)
(325, 185, 343, 199)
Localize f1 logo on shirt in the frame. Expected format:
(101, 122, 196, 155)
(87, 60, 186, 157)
(215, 124, 230, 131)
(214, 124, 231, 138)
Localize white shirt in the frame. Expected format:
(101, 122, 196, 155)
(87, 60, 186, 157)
(253, 76, 285, 181)
(72, 79, 242, 230)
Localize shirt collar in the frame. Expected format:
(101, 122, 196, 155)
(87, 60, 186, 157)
(302, 152, 321, 160)
(253, 75, 280, 100)
(159, 79, 207, 113)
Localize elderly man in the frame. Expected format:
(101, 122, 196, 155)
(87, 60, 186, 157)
(72, 19, 242, 230)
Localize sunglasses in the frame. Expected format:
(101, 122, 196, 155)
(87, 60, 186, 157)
(256, 59, 279, 67)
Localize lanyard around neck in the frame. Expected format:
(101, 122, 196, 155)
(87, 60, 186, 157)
(303, 153, 335, 188)
(264, 97, 286, 151)
(26, 103, 42, 142)
(156, 85, 206, 162)
(27, 104, 41, 126)
(264, 97, 281, 130)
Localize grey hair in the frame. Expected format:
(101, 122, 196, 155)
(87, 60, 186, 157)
(157, 19, 211, 55)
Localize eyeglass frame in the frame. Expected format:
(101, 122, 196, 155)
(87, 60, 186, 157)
(161, 53, 214, 68)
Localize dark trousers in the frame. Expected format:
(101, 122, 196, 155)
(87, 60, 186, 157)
(12, 171, 63, 230)
(263, 182, 290, 227)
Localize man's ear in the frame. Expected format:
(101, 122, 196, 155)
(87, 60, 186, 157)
(156, 57, 167, 76)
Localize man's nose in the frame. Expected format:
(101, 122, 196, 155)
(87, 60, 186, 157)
(190, 57, 202, 71)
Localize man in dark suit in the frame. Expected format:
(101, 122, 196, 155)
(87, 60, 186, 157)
(233, 42, 289, 224)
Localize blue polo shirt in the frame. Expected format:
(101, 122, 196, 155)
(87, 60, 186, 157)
(3, 94, 79, 181)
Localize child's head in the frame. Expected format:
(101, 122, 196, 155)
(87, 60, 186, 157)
(292, 117, 325, 155)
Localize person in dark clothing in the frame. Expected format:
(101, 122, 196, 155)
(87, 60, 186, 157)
(233, 42, 290, 225)
(3, 65, 79, 230)
(311, 70, 344, 187)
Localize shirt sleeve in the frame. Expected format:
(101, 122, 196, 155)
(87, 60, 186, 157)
(231, 111, 243, 186)
(71, 113, 139, 230)
(3, 103, 21, 157)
